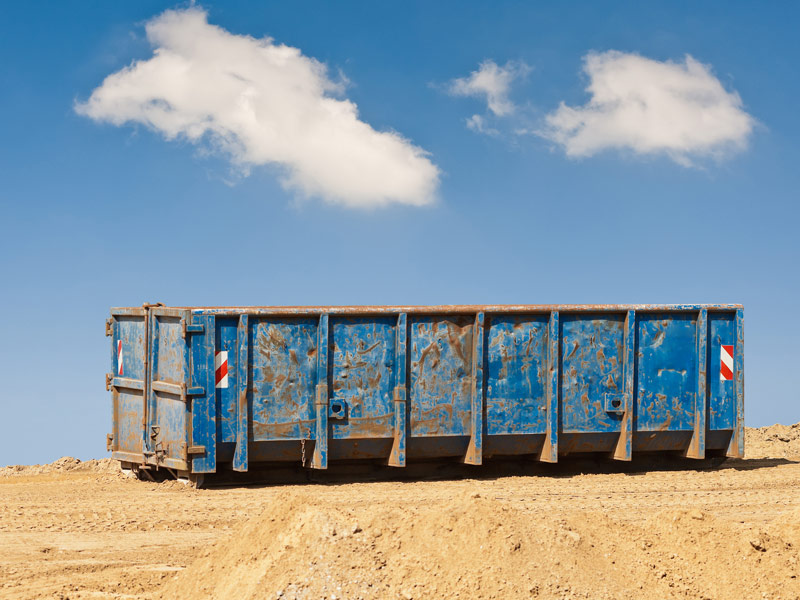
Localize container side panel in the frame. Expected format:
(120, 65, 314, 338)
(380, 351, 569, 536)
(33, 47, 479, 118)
(250, 318, 318, 441)
(330, 317, 396, 440)
(154, 316, 185, 385)
(117, 316, 146, 381)
(636, 313, 698, 431)
(708, 312, 736, 431)
(116, 388, 144, 453)
(560, 314, 626, 433)
(215, 317, 239, 443)
(409, 316, 474, 436)
(484, 315, 548, 435)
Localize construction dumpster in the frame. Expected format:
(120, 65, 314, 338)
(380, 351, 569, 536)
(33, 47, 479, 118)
(106, 304, 743, 482)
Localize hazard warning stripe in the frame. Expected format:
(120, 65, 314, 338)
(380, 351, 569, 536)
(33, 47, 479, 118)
(117, 340, 123, 376)
(720, 344, 734, 381)
(215, 351, 229, 388)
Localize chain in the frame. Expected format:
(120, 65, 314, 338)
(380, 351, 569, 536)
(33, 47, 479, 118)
(300, 425, 311, 467)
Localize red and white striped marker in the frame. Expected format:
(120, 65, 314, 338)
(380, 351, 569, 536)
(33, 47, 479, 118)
(117, 340, 124, 376)
(720, 344, 734, 381)
(215, 351, 228, 388)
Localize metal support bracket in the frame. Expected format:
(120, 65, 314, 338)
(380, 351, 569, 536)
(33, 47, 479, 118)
(612, 310, 635, 461)
(685, 309, 707, 459)
(311, 314, 329, 469)
(727, 309, 745, 458)
(388, 313, 408, 467)
(538, 311, 559, 463)
(464, 312, 485, 465)
(233, 314, 249, 472)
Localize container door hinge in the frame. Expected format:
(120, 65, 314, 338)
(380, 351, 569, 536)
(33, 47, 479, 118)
(105, 318, 113, 337)
(181, 319, 205, 339)
(105, 373, 113, 391)
(187, 445, 206, 455)
(106, 433, 114, 451)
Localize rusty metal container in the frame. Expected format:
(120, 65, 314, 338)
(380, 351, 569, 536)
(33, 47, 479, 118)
(105, 304, 744, 481)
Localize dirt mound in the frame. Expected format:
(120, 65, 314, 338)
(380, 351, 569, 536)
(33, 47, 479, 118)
(746, 423, 800, 458)
(0, 456, 124, 479)
(158, 491, 800, 600)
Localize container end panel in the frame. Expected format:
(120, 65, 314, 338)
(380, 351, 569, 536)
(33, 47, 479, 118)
(153, 390, 187, 462)
(153, 315, 185, 385)
(116, 316, 146, 381)
(116, 387, 144, 454)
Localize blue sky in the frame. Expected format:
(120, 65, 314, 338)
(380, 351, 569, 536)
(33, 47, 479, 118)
(1, 1, 798, 465)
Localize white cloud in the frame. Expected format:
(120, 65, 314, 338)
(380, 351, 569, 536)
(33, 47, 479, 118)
(541, 51, 755, 165)
(465, 114, 499, 136)
(76, 8, 439, 208)
(448, 60, 530, 117)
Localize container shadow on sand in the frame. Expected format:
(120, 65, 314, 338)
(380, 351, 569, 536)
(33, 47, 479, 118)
(183, 454, 798, 488)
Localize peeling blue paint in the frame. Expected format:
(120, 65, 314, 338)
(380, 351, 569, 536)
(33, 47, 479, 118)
(107, 304, 745, 477)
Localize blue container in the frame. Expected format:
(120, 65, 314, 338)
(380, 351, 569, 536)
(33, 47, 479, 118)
(106, 304, 744, 481)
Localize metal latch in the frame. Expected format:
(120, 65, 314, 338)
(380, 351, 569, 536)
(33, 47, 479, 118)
(187, 445, 206, 455)
(329, 399, 347, 419)
(604, 393, 628, 414)
(182, 319, 205, 339)
(181, 383, 205, 402)
(106, 433, 114, 451)
(105, 373, 113, 391)
(105, 318, 113, 337)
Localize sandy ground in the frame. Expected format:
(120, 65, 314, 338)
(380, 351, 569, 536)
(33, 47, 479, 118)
(1, 425, 799, 600)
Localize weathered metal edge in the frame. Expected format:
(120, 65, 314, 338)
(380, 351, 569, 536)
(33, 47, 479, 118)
(112, 303, 743, 316)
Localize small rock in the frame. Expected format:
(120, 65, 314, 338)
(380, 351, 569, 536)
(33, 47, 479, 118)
(563, 530, 581, 544)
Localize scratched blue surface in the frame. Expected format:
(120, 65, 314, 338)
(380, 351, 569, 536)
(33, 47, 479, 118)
(708, 312, 736, 430)
(250, 318, 318, 441)
(409, 316, 474, 437)
(561, 314, 625, 433)
(330, 317, 396, 439)
(108, 305, 744, 473)
(116, 388, 144, 453)
(117, 316, 146, 381)
(148, 313, 188, 462)
(636, 313, 697, 431)
(215, 317, 238, 443)
(485, 315, 548, 435)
